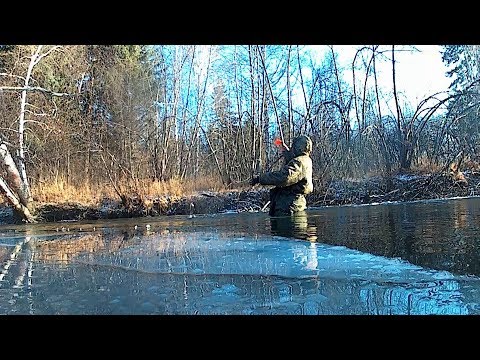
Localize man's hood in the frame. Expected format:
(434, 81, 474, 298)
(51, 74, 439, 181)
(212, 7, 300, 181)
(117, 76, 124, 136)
(291, 135, 312, 156)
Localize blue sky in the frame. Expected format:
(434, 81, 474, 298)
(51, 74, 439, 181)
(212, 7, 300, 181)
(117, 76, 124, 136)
(307, 45, 452, 117)
(182, 45, 454, 123)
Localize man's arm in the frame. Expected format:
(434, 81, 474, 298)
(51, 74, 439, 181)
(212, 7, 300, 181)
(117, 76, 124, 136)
(259, 158, 303, 187)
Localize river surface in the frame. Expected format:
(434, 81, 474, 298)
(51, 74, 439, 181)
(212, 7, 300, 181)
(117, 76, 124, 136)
(1, 197, 480, 315)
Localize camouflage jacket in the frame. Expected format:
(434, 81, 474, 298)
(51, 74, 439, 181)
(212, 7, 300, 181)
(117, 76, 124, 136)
(259, 135, 313, 215)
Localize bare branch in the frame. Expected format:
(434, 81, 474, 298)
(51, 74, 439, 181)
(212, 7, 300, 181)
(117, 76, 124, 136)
(24, 109, 49, 117)
(33, 46, 62, 66)
(0, 73, 26, 81)
(24, 119, 51, 127)
(256, 45, 285, 144)
(0, 86, 72, 97)
(0, 128, 19, 136)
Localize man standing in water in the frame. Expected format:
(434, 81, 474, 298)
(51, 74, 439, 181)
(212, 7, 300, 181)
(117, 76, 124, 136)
(251, 135, 313, 216)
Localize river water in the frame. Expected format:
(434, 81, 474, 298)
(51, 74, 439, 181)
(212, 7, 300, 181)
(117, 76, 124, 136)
(1, 197, 480, 315)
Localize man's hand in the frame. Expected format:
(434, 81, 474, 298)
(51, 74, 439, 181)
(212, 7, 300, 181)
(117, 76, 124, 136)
(280, 142, 290, 152)
(274, 138, 289, 152)
(250, 176, 260, 186)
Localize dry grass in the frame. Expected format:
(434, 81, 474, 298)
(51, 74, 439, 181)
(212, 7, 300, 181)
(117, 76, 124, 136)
(413, 155, 480, 174)
(136, 175, 225, 197)
(28, 175, 227, 205)
(412, 155, 443, 174)
(31, 178, 108, 205)
(463, 157, 480, 172)
(185, 175, 226, 193)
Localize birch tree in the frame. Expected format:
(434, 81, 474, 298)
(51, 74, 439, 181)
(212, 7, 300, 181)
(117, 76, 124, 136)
(0, 45, 68, 222)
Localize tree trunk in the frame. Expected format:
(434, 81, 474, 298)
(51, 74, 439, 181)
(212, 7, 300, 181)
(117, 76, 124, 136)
(15, 46, 43, 207)
(0, 141, 31, 207)
(0, 175, 36, 223)
(392, 45, 409, 171)
(0, 140, 36, 222)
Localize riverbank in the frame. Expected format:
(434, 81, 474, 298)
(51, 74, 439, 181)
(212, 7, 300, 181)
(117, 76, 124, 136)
(1, 170, 479, 224)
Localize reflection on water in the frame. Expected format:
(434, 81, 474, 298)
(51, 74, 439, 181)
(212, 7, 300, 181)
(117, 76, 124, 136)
(270, 211, 318, 242)
(307, 198, 480, 277)
(1, 197, 480, 315)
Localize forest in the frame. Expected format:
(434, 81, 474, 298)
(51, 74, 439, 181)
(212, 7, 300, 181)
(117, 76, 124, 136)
(1, 45, 479, 223)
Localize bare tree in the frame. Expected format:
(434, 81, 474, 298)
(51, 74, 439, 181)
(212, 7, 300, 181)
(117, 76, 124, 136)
(0, 45, 68, 222)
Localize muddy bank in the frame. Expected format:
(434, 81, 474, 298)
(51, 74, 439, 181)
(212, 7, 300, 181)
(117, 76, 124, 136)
(1, 171, 479, 225)
(0, 189, 271, 224)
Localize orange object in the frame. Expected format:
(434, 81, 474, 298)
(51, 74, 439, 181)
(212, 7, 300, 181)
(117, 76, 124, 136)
(274, 138, 283, 146)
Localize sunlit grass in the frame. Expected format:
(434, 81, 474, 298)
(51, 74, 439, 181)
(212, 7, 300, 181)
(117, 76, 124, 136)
(31, 178, 107, 205)
(29, 175, 227, 205)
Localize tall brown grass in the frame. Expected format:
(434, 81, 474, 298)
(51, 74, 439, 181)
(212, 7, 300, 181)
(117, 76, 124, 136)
(31, 178, 110, 205)
(412, 155, 443, 174)
(28, 175, 227, 205)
